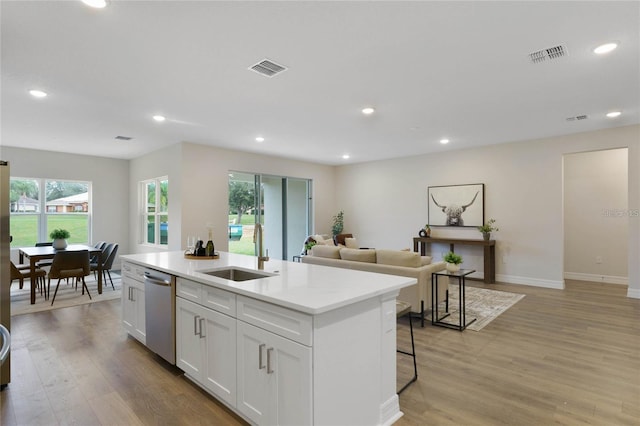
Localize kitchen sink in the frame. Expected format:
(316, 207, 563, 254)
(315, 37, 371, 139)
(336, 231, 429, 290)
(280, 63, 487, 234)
(198, 267, 275, 282)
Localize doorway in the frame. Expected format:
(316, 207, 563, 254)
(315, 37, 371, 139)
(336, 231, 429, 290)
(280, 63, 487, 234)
(563, 148, 628, 285)
(228, 171, 312, 261)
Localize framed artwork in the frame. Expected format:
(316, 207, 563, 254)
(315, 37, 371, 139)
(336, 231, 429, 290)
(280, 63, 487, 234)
(428, 183, 484, 227)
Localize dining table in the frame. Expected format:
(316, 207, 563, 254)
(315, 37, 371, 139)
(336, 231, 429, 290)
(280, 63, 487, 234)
(18, 244, 103, 304)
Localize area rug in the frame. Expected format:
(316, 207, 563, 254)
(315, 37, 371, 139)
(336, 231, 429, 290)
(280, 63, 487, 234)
(429, 284, 525, 331)
(10, 271, 122, 316)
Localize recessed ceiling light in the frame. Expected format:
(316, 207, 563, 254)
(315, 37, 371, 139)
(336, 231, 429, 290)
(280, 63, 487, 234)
(29, 89, 47, 98)
(362, 107, 375, 115)
(82, 0, 108, 8)
(606, 111, 622, 118)
(593, 42, 618, 54)
(255, 136, 265, 142)
(342, 154, 350, 160)
(440, 139, 450, 144)
(153, 115, 166, 122)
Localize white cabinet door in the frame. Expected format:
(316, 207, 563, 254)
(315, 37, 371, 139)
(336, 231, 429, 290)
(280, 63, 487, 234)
(202, 307, 237, 406)
(237, 321, 312, 425)
(122, 279, 135, 332)
(133, 286, 145, 343)
(176, 298, 205, 379)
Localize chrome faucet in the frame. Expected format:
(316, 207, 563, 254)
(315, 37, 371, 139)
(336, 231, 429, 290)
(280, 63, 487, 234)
(253, 223, 269, 270)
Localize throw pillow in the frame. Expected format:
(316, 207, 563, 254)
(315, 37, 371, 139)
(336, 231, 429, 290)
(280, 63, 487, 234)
(310, 245, 341, 259)
(344, 237, 359, 249)
(376, 249, 421, 268)
(340, 248, 376, 263)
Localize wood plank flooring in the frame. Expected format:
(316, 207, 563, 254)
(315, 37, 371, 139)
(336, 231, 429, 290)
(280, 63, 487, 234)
(2, 279, 639, 425)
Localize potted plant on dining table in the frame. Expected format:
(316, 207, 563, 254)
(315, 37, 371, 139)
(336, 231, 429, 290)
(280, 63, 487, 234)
(50, 228, 70, 250)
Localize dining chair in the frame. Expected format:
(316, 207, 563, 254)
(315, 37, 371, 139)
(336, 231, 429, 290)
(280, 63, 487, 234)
(10, 261, 46, 296)
(91, 243, 118, 290)
(90, 241, 106, 263)
(35, 241, 54, 269)
(48, 250, 91, 305)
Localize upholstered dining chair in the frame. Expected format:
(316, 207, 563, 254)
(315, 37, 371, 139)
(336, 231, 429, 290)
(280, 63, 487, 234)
(48, 250, 91, 305)
(90, 243, 118, 290)
(10, 261, 46, 297)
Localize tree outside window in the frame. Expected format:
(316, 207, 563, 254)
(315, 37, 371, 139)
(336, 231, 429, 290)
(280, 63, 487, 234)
(143, 177, 168, 245)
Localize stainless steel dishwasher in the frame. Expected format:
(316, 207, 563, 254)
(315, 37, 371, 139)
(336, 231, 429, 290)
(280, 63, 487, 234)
(144, 268, 176, 364)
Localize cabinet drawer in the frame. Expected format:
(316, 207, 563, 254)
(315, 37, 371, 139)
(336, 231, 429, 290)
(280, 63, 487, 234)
(176, 277, 202, 303)
(177, 277, 236, 317)
(122, 262, 145, 282)
(237, 295, 312, 346)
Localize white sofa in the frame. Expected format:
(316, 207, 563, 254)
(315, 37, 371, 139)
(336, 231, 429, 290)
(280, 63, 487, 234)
(301, 245, 447, 320)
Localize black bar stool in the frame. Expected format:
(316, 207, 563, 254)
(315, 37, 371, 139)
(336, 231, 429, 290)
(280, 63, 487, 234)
(396, 300, 417, 394)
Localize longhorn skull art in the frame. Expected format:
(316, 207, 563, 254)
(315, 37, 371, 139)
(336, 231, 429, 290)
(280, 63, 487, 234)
(431, 191, 479, 226)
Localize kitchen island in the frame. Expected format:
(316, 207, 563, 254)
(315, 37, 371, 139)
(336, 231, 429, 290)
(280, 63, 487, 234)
(120, 250, 416, 426)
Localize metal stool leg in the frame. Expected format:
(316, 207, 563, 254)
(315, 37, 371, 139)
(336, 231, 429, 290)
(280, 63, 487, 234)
(397, 308, 418, 394)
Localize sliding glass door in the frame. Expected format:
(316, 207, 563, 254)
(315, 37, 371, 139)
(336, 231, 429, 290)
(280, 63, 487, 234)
(228, 172, 311, 260)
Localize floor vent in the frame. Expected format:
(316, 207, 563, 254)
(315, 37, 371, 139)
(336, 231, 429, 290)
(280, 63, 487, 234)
(249, 59, 287, 77)
(115, 136, 133, 140)
(529, 44, 567, 64)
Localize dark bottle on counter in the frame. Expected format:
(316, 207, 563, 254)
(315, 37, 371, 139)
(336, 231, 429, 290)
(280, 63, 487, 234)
(195, 240, 205, 256)
(205, 240, 215, 257)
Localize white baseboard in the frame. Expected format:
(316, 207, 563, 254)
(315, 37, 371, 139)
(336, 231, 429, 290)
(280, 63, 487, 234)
(563, 272, 628, 285)
(627, 288, 640, 299)
(495, 274, 564, 289)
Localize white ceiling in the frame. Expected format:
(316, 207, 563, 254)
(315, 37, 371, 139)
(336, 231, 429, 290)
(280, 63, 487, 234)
(1, 1, 638, 165)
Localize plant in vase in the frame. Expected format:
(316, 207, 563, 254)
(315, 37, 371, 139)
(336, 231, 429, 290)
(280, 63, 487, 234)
(331, 210, 344, 236)
(49, 228, 70, 249)
(477, 218, 499, 241)
(443, 251, 463, 272)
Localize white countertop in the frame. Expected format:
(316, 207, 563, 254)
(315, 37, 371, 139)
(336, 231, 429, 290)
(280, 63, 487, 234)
(120, 251, 416, 315)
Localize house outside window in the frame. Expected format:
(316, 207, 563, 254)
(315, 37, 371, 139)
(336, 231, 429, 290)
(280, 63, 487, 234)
(10, 178, 91, 247)
(142, 177, 168, 245)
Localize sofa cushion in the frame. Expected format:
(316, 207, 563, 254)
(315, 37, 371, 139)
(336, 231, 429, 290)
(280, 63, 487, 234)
(340, 248, 376, 263)
(311, 245, 341, 259)
(376, 249, 421, 268)
(421, 256, 432, 266)
(345, 237, 359, 249)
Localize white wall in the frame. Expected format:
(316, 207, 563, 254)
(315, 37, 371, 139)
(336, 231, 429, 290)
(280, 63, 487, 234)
(128, 142, 336, 255)
(335, 125, 640, 297)
(128, 143, 182, 254)
(1, 146, 130, 267)
(564, 149, 628, 284)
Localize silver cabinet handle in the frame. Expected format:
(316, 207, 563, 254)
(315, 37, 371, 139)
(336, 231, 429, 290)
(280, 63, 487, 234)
(258, 343, 266, 369)
(129, 287, 134, 301)
(199, 318, 205, 338)
(267, 347, 274, 374)
(194, 315, 200, 336)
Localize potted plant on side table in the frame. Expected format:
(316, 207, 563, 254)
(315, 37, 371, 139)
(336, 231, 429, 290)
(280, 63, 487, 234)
(443, 251, 463, 272)
(477, 218, 499, 241)
(50, 229, 70, 250)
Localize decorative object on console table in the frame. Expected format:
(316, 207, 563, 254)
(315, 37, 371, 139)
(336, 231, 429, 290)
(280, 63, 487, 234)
(331, 210, 344, 236)
(428, 183, 484, 227)
(443, 251, 463, 272)
(49, 229, 70, 250)
(418, 224, 431, 238)
(477, 218, 499, 241)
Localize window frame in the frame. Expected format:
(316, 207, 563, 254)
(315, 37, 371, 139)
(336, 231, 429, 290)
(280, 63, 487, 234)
(140, 176, 168, 247)
(9, 176, 92, 248)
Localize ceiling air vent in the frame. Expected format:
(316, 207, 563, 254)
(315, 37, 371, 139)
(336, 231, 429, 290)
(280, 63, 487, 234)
(249, 59, 287, 77)
(529, 44, 567, 64)
(115, 135, 133, 140)
(566, 115, 588, 122)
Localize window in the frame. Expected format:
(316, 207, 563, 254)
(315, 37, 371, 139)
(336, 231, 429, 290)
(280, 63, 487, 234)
(10, 178, 91, 248)
(142, 177, 168, 245)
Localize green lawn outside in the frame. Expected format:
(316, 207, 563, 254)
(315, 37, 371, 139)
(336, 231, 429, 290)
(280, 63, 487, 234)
(228, 214, 259, 225)
(10, 214, 89, 248)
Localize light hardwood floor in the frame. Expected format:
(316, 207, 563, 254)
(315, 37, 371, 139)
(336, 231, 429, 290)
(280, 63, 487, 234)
(2, 280, 639, 425)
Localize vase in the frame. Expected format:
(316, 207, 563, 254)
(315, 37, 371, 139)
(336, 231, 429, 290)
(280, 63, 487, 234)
(483, 232, 491, 241)
(53, 238, 67, 250)
(446, 262, 460, 272)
